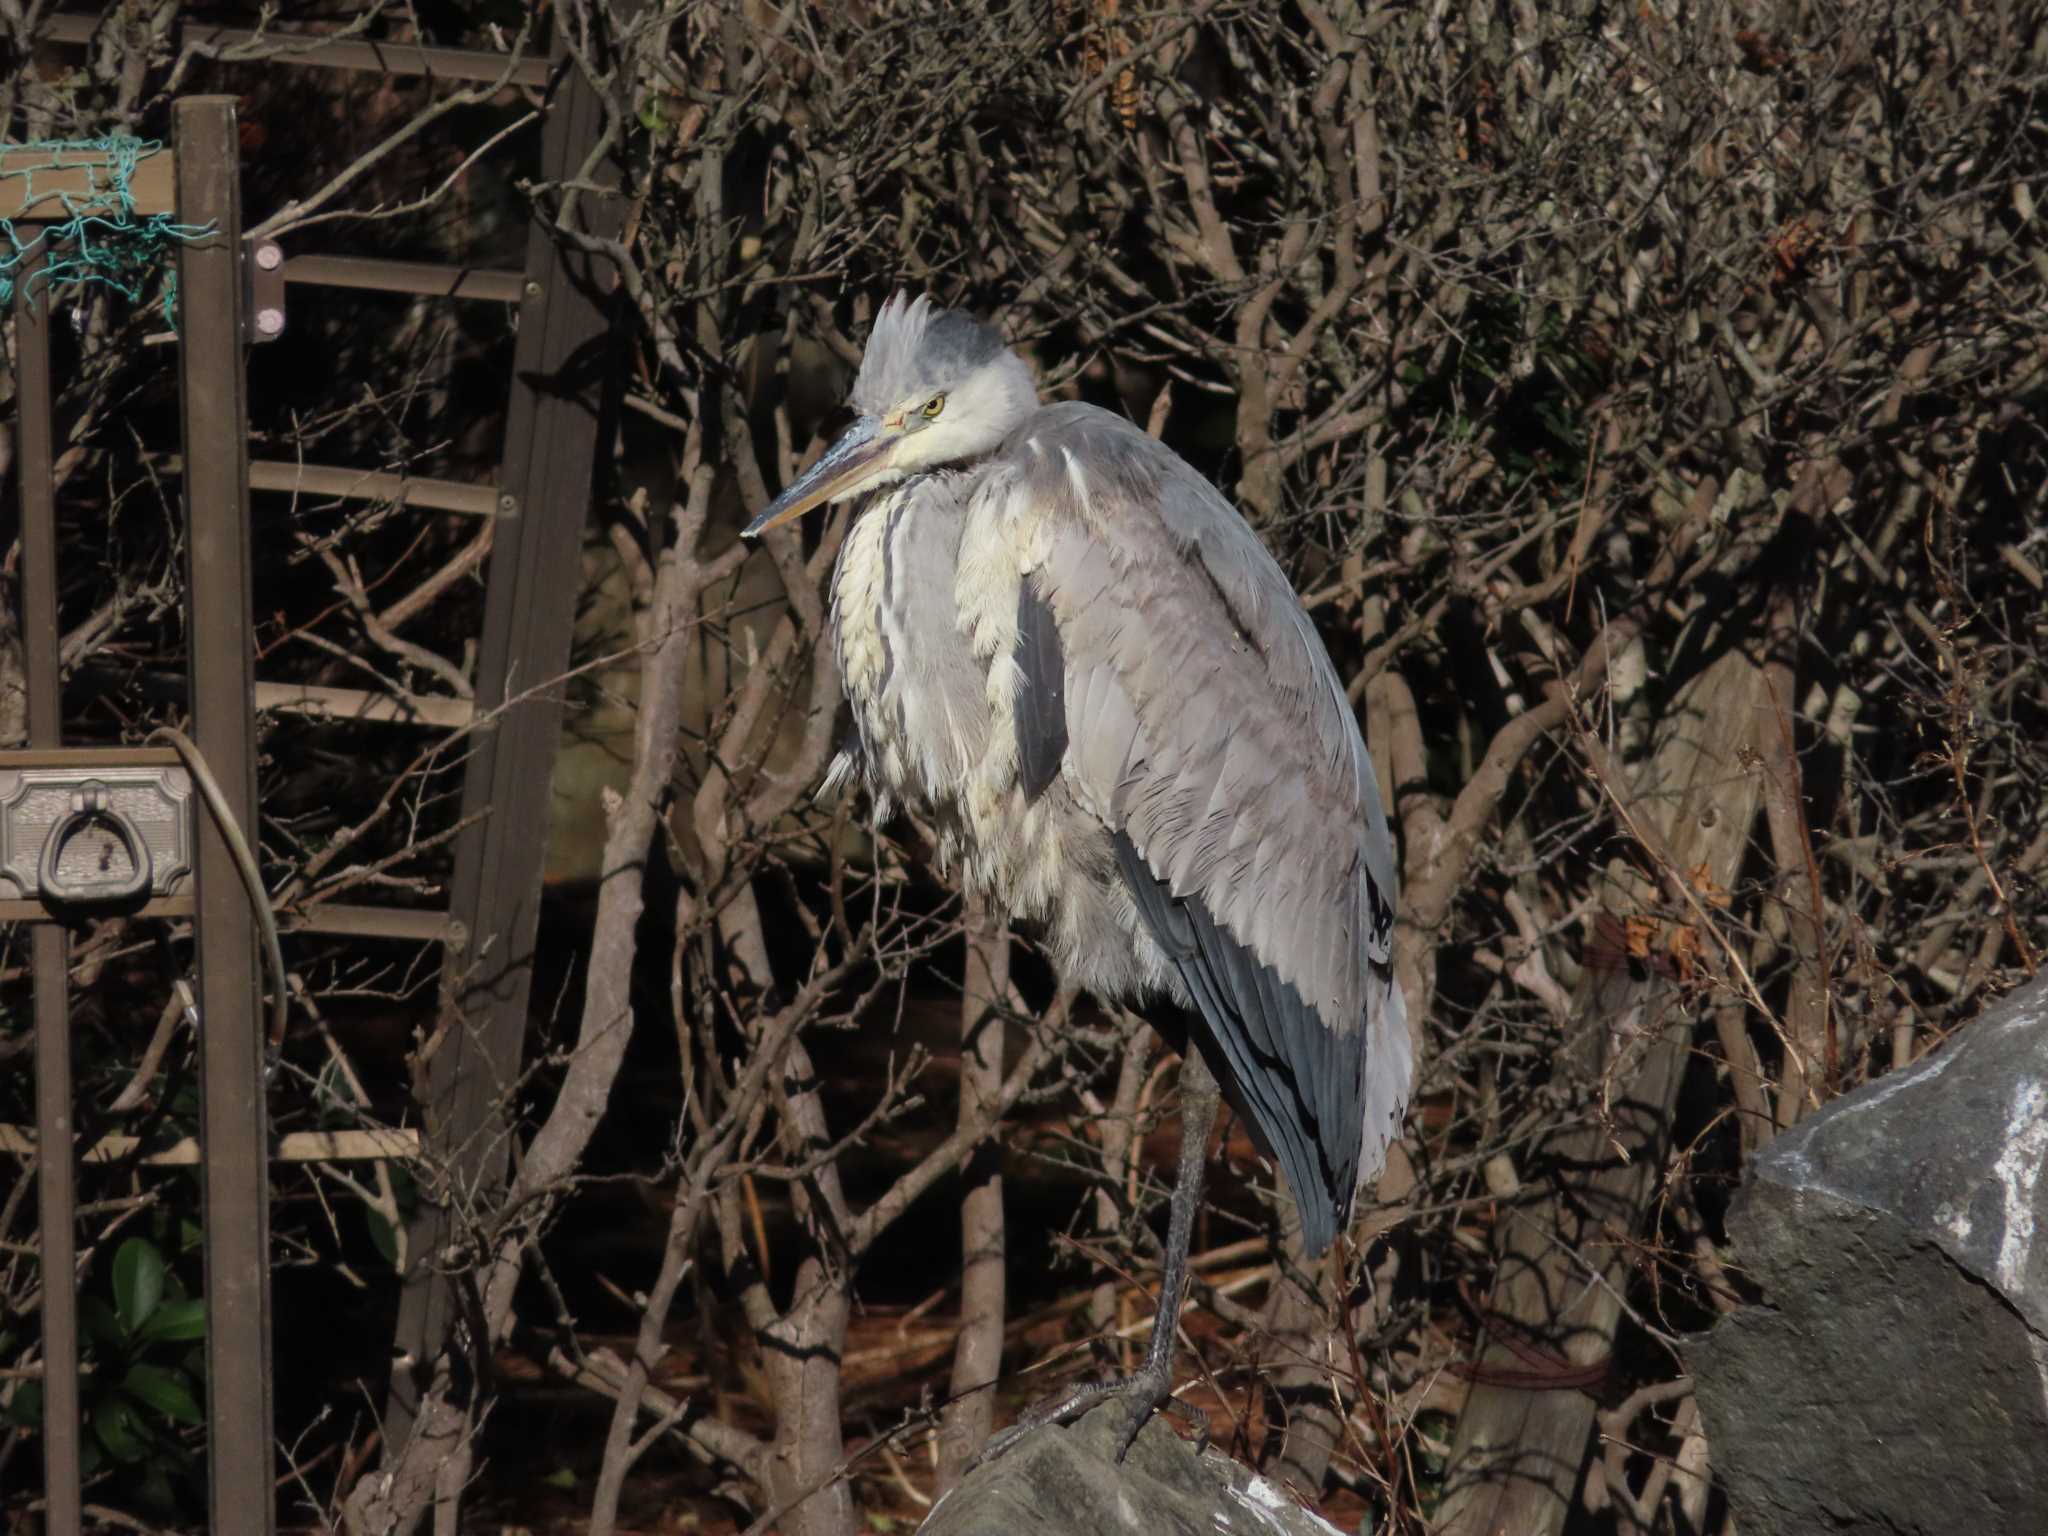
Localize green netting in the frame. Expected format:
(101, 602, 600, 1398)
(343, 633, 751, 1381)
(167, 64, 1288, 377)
(0, 136, 211, 327)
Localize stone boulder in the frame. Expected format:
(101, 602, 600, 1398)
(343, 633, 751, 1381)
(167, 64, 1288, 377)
(919, 1403, 1344, 1536)
(1692, 976, 2048, 1536)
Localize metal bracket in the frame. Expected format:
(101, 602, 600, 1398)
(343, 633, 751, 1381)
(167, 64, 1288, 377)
(37, 784, 154, 907)
(246, 234, 285, 343)
(0, 755, 195, 915)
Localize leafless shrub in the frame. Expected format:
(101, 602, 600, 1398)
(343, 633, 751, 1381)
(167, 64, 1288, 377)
(3, 2, 2042, 1533)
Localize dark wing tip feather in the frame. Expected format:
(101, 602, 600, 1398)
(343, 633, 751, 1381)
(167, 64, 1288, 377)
(1113, 831, 1351, 1256)
(1014, 576, 1068, 801)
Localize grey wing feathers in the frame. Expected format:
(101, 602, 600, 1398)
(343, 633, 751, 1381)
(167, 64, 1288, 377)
(995, 403, 1410, 1252)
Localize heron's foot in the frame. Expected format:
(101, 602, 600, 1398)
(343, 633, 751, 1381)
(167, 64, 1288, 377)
(966, 1358, 1204, 1474)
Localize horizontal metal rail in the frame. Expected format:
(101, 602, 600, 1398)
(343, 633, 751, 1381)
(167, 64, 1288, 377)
(0, 895, 195, 923)
(39, 14, 551, 87)
(287, 904, 457, 943)
(0, 1126, 421, 1165)
(0, 746, 184, 770)
(0, 897, 452, 936)
(253, 681, 475, 729)
(285, 254, 525, 303)
(0, 898, 457, 937)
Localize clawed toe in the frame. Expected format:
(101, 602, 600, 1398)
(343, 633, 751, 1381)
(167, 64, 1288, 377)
(1108, 1361, 1175, 1461)
(963, 1379, 1108, 1473)
(967, 1364, 1197, 1475)
(1148, 1390, 1208, 1453)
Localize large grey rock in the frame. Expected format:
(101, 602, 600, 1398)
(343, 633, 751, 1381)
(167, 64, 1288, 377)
(919, 1404, 1344, 1536)
(1692, 976, 2048, 1536)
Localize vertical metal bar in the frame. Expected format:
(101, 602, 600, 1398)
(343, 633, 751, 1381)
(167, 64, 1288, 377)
(15, 238, 83, 1536)
(173, 97, 274, 1536)
(387, 54, 619, 1443)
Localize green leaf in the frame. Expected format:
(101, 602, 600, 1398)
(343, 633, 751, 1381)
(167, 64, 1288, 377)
(7, 1381, 42, 1429)
(136, 1465, 179, 1515)
(136, 1296, 207, 1344)
(92, 1396, 148, 1463)
(81, 1293, 128, 1346)
(543, 1466, 578, 1491)
(364, 1207, 398, 1267)
(113, 1238, 166, 1334)
(122, 1363, 203, 1425)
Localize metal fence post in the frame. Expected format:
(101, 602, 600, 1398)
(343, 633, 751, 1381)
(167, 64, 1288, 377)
(174, 96, 274, 1536)
(15, 234, 84, 1536)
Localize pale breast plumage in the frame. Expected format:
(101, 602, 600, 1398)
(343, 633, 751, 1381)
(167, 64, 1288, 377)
(829, 475, 989, 872)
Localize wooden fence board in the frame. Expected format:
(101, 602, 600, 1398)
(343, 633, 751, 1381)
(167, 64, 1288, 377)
(0, 145, 175, 219)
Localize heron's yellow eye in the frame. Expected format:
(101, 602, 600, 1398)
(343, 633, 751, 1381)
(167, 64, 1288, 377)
(922, 394, 946, 419)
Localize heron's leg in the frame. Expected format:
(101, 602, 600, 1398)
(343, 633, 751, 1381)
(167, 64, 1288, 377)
(1112, 1043, 1220, 1456)
(967, 1049, 1221, 1469)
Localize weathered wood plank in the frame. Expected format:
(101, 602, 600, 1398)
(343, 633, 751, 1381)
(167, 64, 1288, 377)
(0, 1125, 421, 1165)
(252, 680, 475, 729)
(0, 145, 175, 219)
(1438, 646, 1773, 1536)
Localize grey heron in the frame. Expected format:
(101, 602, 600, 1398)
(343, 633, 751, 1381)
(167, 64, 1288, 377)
(744, 294, 1412, 1457)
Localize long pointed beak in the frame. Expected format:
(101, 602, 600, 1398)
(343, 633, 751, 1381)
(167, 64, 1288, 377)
(743, 415, 895, 536)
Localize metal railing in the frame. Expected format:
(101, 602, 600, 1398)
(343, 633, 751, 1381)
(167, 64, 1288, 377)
(8, 16, 613, 1529)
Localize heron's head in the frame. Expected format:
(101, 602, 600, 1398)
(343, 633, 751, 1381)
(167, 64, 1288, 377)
(744, 293, 1036, 535)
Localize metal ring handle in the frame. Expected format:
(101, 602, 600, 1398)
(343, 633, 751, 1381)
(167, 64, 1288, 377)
(37, 789, 154, 907)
